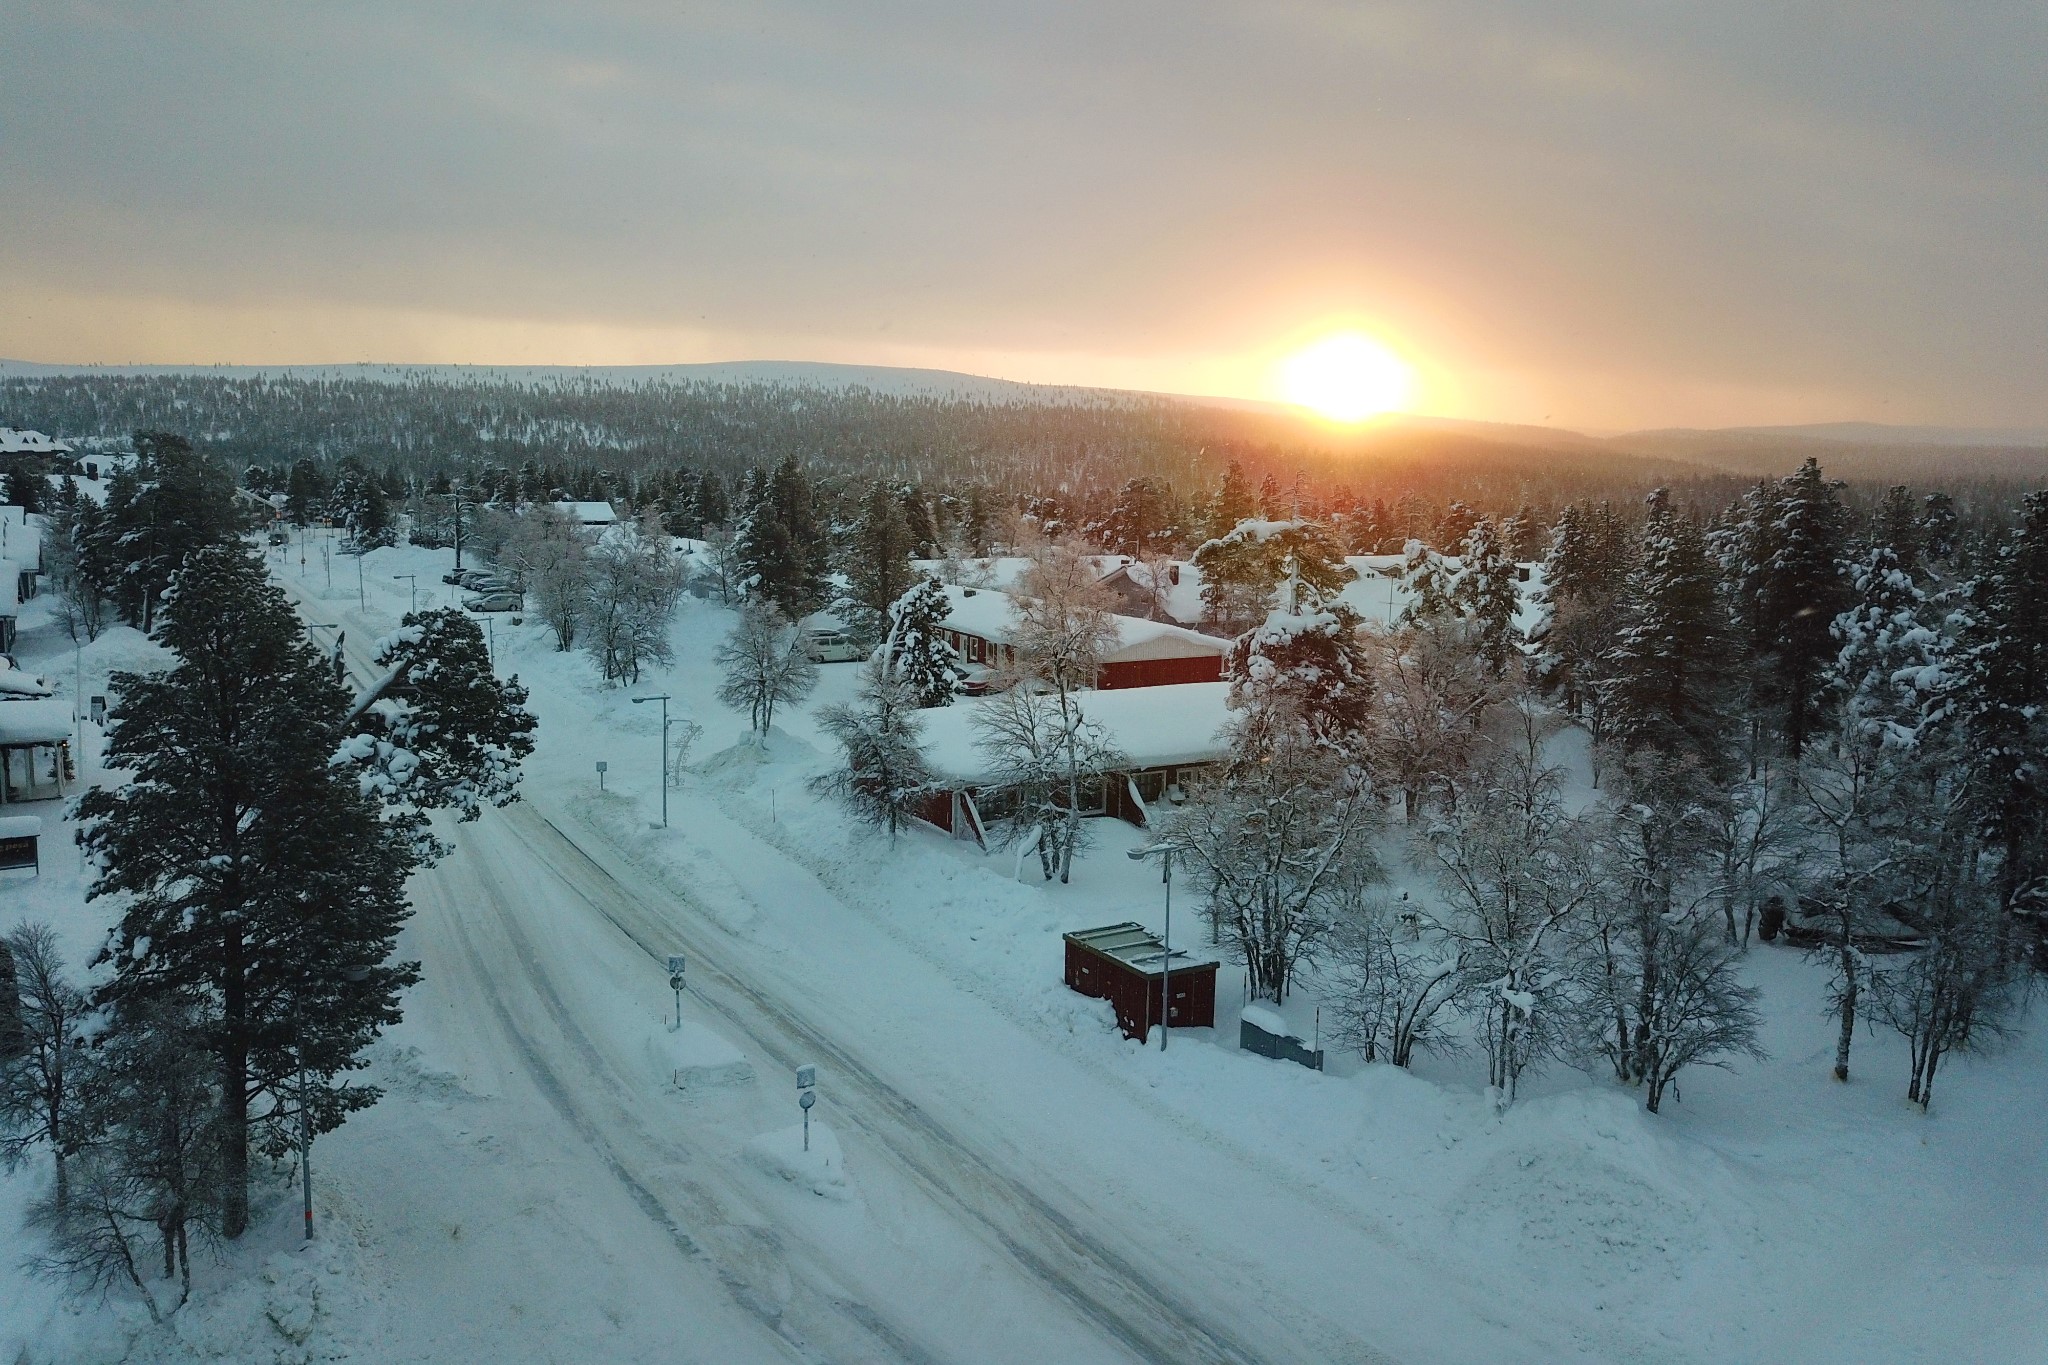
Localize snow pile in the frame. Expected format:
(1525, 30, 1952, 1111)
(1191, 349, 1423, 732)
(166, 1239, 375, 1364)
(645, 1021, 753, 1089)
(745, 1124, 850, 1201)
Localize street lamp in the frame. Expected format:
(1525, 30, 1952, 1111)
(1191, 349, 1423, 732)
(392, 573, 417, 613)
(298, 965, 371, 1241)
(1126, 842, 1175, 1052)
(630, 694, 675, 828)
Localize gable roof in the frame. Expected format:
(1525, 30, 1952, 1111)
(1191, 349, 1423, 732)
(935, 584, 1229, 663)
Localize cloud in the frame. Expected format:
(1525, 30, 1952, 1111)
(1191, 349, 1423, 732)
(3, 0, 2043, 426)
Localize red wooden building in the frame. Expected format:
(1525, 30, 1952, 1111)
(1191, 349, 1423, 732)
(1062, 922, 1220, 1041)
(935, 585, 1228, 691)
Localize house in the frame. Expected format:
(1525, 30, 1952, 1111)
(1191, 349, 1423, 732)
(555, 501, 618, 527)
(0, 429, 71, 466)
(934, 584, 1230, 691)
(910, 680, 1234, 844)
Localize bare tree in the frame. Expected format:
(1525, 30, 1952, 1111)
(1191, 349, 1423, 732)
(972, 682, 1123, 880)
(1632, 914, 1768, 1113)
(585, 516, 686, 686)
(1, 923, 90, 1206)
(715, 600, 818, 738)
(1325, 895, 1462, 1067)
(1422, 718, 1598, 1110)
(1002, 539, 1120, 881)
(1162, 728, 1383, 1002)
(1368, 616, 1511, 821)
(1711, 753, 1801, 946)
(501, 504, 591, 650)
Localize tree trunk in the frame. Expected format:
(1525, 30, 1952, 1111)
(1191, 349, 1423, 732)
(221, 925, 250, 1239)
(1833, 933, 1857, 1084)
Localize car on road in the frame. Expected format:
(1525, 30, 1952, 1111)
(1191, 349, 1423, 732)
(464, 591, 523, 613)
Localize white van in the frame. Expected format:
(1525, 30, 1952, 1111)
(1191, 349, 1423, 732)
(801, 626, 866, 663)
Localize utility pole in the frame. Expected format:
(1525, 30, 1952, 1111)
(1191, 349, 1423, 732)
(631, 694, 675, 828)
(1126, 844, 1174, 1051)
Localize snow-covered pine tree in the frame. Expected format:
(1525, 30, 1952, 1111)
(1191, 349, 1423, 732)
(1758, 458, 1853, 753)
(885, 576, 959, 707)
(1939, 490, 2048, 926)
(898, 484, 939, 558)
(1224, 599, 1374, 753)
(343, 607, 538, 852)
(1601, 491, 1733, 770)
(1833, 543, 1941, 747)
(1875, 484, 1923, 577)
(812, 659, 932, 843)
(1454, 517, 1523, 675)
(1396, 538, 1456, 626)
(843, 483, 917, 647)
(78, 546, 419, 1238)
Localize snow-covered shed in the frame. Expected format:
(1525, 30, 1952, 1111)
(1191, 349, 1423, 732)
(934, 585, 1230, 691)
(911, 681, 1234, 842)
(1063, 923, 1221, 1041)
(0, 698, 73, 804)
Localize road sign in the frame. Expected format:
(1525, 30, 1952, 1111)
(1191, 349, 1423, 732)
(795, 1064, 816, 1090)
(798, 1090, 815, 1111)
(668, 975, 683, 992)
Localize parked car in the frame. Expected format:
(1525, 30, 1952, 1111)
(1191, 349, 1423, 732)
(464, 592, 523, 613)
(459, 570, 506, 590)
(801, 626, 866, 663)
(441, 570, 470, 585)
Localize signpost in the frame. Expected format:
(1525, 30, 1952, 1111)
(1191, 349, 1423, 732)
(796, 1064, 817, 1151)
(667, 953, 686, 1033)
(596, 760, 608, 792)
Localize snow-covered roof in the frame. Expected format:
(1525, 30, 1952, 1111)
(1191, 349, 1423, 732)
(935, 585, 1228, 663)
(0, 814, 44, 840)
(914, 554, 1131, 594)
(1064, 922, 1222, 975)
(917, 681, 1233, 785)
(555, 500, 617, 525)
(0, 428, 71, 457)
(0, 698, 73, 746)
(0, 659, 54, 698)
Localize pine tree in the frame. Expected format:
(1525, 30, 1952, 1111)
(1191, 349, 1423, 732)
(1941, 491, 2048, 919)
(843, 483, 916, 646)
(1455, 517, 1523, 675)
(284, 459, 324, 526)
(885, 576, 959, 707)
(1601, 493, 1733, 769)
(1204, 460, 1258, 539)
(1397, 539, 1456, 626)
(1875, 485, 1923, 577)
(1832, 543, 1939, 747)
(1226, 601, 1374, 752)
(897, 484, 939, 558)
(101, 433, 241, 631)
(78, 547, 419, 1238)
(1757, 458, 1853, 753)
(812, 660, 932, 842)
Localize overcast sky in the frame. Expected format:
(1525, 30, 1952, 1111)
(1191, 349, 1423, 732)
(3, 2, 2043, 429)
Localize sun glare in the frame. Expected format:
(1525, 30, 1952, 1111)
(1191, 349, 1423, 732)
(1276, 332, 1416, 423)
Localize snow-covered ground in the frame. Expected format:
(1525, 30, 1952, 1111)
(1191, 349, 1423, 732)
(4, 534, 2045, 1363)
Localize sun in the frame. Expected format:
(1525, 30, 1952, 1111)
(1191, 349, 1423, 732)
(1276, 332, 1416, 423)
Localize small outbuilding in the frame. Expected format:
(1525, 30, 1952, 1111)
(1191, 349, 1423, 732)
(1062, 922, 1220, 1042)
(0, 700, 73, 804)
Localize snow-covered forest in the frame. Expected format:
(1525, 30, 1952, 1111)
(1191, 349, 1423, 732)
(2, 400, 2044, 1363)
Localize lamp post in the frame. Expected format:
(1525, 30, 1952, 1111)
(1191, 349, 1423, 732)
(631, 694, 674, 828)
(392, 574, 417, 613)
(299, 965, 371, 1241)
(1126, 843, 1175, 1052)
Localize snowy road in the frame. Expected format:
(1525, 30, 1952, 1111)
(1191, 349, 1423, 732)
(284, 566, 1672, 1365)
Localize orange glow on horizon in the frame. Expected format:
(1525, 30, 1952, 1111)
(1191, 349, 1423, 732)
(1272, 331, 1417, 422)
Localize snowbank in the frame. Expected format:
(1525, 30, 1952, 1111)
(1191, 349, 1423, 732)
(645, 1021, 753, 1089)
(745, 1123, 850, 1201)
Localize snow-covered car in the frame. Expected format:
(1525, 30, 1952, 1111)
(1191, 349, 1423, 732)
(464, 592, 523, 613)
(459, 570, 507, 590)
(440, 570, 470, 585)
(801, 627, 866, 663)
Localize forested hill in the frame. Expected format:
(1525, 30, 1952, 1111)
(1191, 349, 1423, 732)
(0, 367, 1715, 511)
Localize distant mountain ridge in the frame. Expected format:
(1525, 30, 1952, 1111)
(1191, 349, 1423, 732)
(6, 357, 2044, 485)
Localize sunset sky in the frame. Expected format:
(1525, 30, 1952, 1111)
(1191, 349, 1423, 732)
(3, 2, 2043, 430)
